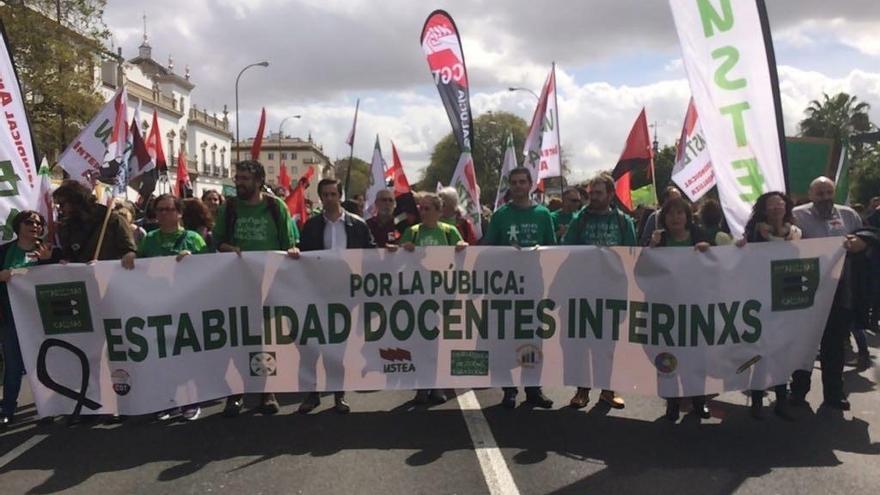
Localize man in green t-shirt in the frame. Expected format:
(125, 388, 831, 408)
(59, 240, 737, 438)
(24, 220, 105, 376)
(485, 167, 555, 409)
(563, 174, 635, 411)
(551, 187, 584, 240)
(213, 160, 298, 418)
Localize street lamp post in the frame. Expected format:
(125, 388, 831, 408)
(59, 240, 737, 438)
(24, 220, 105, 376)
(235, 61, 270, 162)
(278, 114, 302, 179)
(508, 86, 540, 101)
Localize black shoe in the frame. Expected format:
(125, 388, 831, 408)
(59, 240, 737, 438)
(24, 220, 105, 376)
(259, 393, 280, 415)
(788, 394, 809, 408)
(0, 415, 10, 429)
(750, 400, 764, 420)
(664, 400, 680, 421)
(822, 399, 851, 411)
(334, 396, 351, 414)
(525, 391, 554, 409)
(856, 352, 871, 371)
(298, 393, 320, 414)
(223, 395, 244, 418)
(501, 390, 517, 409)
(774, 403, 795, 421)
(429, 389, 447, 404)
(413, 390, 430, 404)
(693, 399, 711, 419)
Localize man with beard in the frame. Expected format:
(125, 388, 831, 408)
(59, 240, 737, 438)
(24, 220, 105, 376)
(213, 160, 298, 417)
(484, 167, 556, 409)
(563, 174, 635, 410)
(791, 176, 863, 410)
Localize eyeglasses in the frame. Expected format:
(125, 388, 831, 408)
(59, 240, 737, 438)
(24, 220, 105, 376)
(23, 219, 43, 227)
(155, 207, 178, 213)
(377, 198, 395, 203)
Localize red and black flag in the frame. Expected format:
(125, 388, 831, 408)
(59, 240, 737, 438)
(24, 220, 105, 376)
(420, 10, 473, 153)
(611, 108, 654, 211)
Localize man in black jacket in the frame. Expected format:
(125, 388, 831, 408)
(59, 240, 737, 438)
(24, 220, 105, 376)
(290, 178, 376, 413)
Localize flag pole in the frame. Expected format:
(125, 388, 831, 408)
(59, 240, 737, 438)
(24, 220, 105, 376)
(92, 194, 115, 261)
(552, 62, 564, 200)
(343, 141, 354, 199)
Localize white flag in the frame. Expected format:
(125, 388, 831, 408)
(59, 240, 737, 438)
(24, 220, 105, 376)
(670, 0, 787, 237)
(449, 151, 482, 240)
(671, 98, 716, 202)
(58, 86, 129, 186)
(523, 64, 562, 184)
(494, 132, 517, 210)
(363, 135, 387, 219)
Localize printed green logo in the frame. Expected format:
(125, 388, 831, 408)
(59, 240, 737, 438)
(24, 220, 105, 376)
(451, 350, 489, 376)
(35, 282, 94, 334)
(771, 258, 819, 311)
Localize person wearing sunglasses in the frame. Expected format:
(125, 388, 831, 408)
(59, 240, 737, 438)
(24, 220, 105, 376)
(0, 211, 60, 428)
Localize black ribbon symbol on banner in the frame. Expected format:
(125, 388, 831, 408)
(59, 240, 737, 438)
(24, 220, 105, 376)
(36, 338, 102, 419)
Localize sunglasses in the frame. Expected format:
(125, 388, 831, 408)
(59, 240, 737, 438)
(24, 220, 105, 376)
(23, 219, 44, 227)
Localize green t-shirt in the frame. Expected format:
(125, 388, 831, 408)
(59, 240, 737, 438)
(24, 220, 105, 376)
(212, 196, 294, 252)
(401, 223, 463, 246)
(562, 209, 637, 247)
(550, 210, 575, 233)
(137, 228, 207, 258)
(485, 203, 556, 247)
(666, 235, 694, 247)
(1, 243, 38, 327)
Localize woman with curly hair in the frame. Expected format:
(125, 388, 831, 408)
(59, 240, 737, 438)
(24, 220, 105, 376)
(182, 198, 216, 252)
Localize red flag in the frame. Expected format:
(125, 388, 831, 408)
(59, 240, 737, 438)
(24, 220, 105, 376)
(286, 165, 315, 229)
(389, 142, 411, 197)
(129, 115, 154, 177)
(278, 162, 291, 191)
(145, 110, 167, 172)
(176, 148, 192, 197)
(611, 108, 654, 211)
(250, 108, 266, 160)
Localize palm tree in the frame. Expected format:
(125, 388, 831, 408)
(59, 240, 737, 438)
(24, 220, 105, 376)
(799, 92, 873, 145)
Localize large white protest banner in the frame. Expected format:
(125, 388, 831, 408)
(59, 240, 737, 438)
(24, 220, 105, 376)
(10, 240, 843, 416)
(670, 0, 788, 237)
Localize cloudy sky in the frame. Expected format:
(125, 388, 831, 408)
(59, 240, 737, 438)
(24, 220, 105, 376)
(104, 0, 880, 183)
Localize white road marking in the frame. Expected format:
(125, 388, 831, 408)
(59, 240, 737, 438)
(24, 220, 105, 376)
(0, 434, 47, 469)
(456, 390, 521, 495)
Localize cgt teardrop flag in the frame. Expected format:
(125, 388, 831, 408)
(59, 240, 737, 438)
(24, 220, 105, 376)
(421, 10, 474, 153)
(0, 19, 42, 241)
(669, 0, 788, 237)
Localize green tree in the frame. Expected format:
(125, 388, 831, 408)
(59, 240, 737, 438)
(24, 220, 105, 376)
(850, 146, 880, 205)
(2, 1, 111, 162)
(418, 111, 530, 204)
(334, 157, 370, 197)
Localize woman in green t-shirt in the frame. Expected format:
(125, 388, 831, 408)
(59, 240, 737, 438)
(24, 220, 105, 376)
(137, 194, 205, 421)
(1, 210, 58, 427)
(389, 192, 466, 404)
(649, 197, 713, 422)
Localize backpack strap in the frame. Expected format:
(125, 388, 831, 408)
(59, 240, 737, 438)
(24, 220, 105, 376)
(223, 197, 238, 245)
(264, 196, 285, 249)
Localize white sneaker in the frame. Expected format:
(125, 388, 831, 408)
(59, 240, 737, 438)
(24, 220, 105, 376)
(181, 406, 201, 421)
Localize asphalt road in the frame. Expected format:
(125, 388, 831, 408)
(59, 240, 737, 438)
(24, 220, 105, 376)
(1, 339, 878, 495)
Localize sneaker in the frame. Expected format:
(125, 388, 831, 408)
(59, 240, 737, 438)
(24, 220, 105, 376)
(298, 393, 320, 414)
(223, 395, 244, 418)
(181, 405, 201, 421)
(600, 390, 625, 409)
(525, 390, 554, 409)
(259, 393, 280, 415)
(569, 388, 590, 409)
(501, 389, 517, 409)
(413, 390, 430, 404)
(429, 389, 447, 404)
(157, 407, 182, 421)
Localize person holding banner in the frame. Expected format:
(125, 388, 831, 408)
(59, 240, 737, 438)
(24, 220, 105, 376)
(484, 167, 555, 409)
(736, 192, 800, 420)
(790, 177, 864, 411)
(390, 191, 467, 405)
(293, 178, 376, 414)
(649, 197, 713, 421)
(438, 187, 477, 245)
(213, 160, 298, 417)
(638, 186, 683, 247)
(563, 174, 635, 410)
(0, 211, 60, 427)
(366, 189, 400, 248)
(52, 180, 136, 268)
(552, 187, 584, 240)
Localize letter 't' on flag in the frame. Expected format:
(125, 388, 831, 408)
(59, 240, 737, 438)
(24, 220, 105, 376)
(611, 108, 654, 211)
(421, 10, 474, 153)
(250, 108, 267, 160)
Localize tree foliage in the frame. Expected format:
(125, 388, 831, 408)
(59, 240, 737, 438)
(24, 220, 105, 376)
(334, 156, 370, 197)
(418, 111, 530, 204)
(1, 1, 111, 161)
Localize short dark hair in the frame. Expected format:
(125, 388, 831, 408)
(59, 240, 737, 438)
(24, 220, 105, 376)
(317, 178, 342, 196)
(182, 198, 214, 230)
(12, 210, 46, 237)
(53, 179, 97, 213)
(661, 185, 682, 203)
(588, 173, 616, 196)
(658, 197, 694, 230)
(235, 160, 266, 183)
(509, 167, 533, 184)
(201, 189, 224, 204)
(698, 199, 724, 228)
(154, 193, 183, 213)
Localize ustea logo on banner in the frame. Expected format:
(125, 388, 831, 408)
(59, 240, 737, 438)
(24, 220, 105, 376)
(771, 258, 820, 311)
(249, 352, 277, 377)
(35, 282, 94, 335)
(451, 350, 488, 376)
(380, 348, 415, 373)
(516, 344, 542, 368)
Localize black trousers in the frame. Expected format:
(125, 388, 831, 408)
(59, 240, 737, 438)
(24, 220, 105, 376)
(790, 305, 852, 402)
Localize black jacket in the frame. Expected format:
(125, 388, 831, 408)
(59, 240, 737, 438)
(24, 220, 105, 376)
(299, 210, 377, 251)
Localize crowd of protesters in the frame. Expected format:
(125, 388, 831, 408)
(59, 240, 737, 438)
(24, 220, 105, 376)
(0, 160, 878, 428)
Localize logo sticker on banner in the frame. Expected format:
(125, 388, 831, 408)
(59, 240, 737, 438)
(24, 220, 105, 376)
(249, 352, 277, 377)
(451, 350, 489, 376)
(770, 258, 819, 311)
(655, 352, 678, 375)
(517, 344, 542, 368)
(35, 282, 94, 335)
(112, 369, 131, 396)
